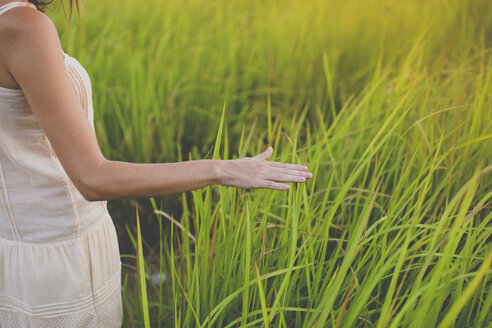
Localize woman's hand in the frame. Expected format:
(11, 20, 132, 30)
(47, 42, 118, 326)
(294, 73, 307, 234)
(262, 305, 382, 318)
(218, 147, 312, 190)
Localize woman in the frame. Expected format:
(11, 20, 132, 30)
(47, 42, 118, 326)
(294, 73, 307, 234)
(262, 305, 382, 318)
(0, 0, 312, 326)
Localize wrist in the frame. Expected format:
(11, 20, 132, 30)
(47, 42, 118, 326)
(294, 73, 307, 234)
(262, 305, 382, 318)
(212, 159, 227, 185)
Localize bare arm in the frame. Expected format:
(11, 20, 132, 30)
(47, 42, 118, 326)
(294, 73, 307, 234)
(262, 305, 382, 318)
(2, 9, 311, 201)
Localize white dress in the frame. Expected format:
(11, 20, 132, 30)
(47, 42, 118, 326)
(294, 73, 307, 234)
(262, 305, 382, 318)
(0, 2, 122, 327)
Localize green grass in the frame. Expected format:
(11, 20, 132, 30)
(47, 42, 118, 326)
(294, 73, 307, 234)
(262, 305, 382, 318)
(135, 209, 150, 328)
(48, 0, 492, 326)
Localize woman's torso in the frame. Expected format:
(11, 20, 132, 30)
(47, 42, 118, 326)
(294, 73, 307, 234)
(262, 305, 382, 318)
(0, 2, 109, 244)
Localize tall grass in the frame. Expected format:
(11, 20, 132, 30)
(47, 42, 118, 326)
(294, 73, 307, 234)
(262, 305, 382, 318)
(49, 0, 492, 326)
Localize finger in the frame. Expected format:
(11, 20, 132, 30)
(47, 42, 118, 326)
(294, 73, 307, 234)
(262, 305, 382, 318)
(269, 166, 313, 179)
(262, 180, 290, 191)
(253, 147, 273, 160)
(267, 173, 307, 183)
(267, 161, 308, 171)
(269, 169, 312, 180)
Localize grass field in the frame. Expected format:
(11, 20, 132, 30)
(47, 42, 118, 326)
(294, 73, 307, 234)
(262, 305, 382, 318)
(50, 0, 492, 326)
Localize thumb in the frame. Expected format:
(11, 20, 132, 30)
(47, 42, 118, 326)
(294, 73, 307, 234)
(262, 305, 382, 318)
(254, 147, 273, 160)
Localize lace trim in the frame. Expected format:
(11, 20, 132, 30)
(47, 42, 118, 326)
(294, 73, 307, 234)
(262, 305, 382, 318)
(0, 271, 120, 318)
(0, 281, 122, 328)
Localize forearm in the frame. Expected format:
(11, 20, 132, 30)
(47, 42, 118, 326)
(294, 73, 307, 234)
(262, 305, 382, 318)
(83, 159, 223, 201)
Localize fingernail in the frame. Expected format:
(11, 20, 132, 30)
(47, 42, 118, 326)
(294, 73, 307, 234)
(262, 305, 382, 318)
(307, 172, 313, 178)
(303, 165, 308, 170)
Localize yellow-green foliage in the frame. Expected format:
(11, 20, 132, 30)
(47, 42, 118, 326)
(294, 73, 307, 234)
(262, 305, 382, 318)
(49, 0, 491, 326)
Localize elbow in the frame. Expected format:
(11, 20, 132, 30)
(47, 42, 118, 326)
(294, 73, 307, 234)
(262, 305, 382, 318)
(80, 186, 104, 202)
(76, 181, 105, 202)
(73, 160, 109, 202)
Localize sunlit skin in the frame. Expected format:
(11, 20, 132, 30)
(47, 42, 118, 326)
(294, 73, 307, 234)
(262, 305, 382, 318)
(0, 0, 312, 201)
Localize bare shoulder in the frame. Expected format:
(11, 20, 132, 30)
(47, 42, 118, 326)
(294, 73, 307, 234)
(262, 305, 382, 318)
(0, 5, 61, 63)
(0, 3, 55, 35)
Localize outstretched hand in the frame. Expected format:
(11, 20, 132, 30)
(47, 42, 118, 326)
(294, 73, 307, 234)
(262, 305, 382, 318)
(219, 147, 312, 190)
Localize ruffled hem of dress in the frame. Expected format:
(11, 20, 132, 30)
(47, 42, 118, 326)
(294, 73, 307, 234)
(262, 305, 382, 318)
(0, 277, 122, 328)
(0, 270, 120, 318)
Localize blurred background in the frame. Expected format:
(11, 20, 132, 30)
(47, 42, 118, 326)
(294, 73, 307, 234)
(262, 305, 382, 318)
(49, 0, 491, 326)
(50, 0, 491, 250)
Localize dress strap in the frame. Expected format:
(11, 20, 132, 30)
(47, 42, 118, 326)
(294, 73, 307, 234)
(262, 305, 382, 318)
(0, 2, 37, 17)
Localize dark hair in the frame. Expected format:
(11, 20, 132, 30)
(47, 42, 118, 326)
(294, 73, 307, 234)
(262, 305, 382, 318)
(28, 0, 80, 18)
(26, 0, 50, 12)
